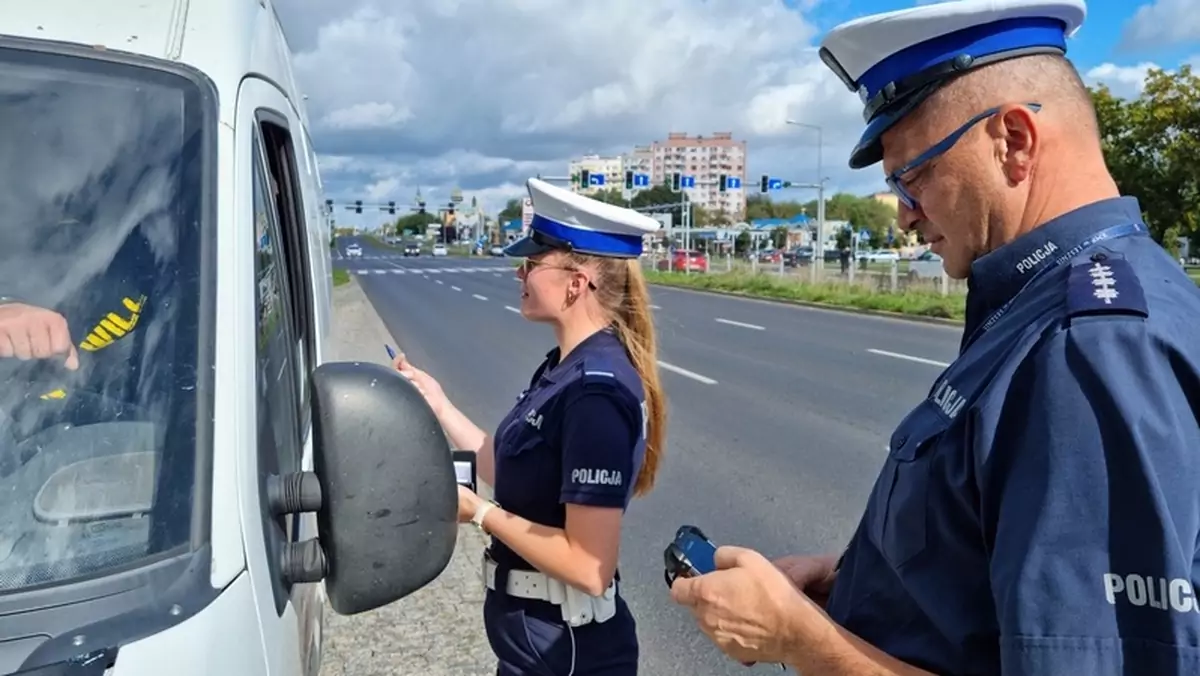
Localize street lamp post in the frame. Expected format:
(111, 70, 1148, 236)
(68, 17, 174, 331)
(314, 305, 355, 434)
(785, 119, 825, 283)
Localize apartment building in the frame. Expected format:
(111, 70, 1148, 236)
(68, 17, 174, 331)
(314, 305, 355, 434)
(651, 132, 747, 220)
(624, 145, 653, 177)
(567, 154, 625, 196)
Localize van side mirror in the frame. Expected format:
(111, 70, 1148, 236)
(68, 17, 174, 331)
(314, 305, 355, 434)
(310, 361, 458, 615)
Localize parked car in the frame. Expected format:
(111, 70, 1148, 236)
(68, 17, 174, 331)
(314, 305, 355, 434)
(656, 249, 708, 273)
(403, 242, 420, 257)
(908, 249, 944, 279)
(859, 249, 900, 263)
(489, 245, 506, 256)
(432, 243, 448, 256)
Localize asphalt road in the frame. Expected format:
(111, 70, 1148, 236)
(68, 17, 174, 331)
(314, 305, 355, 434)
(334, 237, 962, 675)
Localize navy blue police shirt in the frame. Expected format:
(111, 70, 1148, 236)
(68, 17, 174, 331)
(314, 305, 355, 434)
(488, 328, 647, 572)
(825, 196, 1200, 675)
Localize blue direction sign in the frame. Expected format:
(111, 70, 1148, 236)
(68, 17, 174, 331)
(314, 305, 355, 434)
(768, 178, 784, 190)
(680, 175, 696, 189)
(725, 176, 742, 189)
(633, 173, 650, 187)
(858, 228, 871, 243)
(589, 173, 605, 186)
(886, 225, 895, 244)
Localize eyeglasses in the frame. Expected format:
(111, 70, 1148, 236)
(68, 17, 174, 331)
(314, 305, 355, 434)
(885, 102, 1042, 210)
(517, 258, 598, 290)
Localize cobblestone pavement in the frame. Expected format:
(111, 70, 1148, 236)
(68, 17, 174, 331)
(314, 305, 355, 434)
(319, 277, 496, 676)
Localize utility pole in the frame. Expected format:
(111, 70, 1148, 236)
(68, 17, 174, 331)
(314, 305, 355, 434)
(785, 119, 825, 283)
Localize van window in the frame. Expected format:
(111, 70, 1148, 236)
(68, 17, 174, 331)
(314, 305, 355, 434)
(252, 128, 302, 504)
(258, 119, 313, 431)
(0, 45, 210, 589)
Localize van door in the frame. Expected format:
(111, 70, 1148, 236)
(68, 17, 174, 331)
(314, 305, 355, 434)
(235, 76, 323, 676)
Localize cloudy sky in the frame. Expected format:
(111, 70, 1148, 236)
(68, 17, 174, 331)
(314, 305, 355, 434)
(275, 0, 1199, 230)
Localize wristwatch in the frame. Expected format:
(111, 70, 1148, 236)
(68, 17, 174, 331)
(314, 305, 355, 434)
(471, 499, 498, 532)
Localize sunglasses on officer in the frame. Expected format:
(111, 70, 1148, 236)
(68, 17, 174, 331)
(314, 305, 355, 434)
(518, 230, 598, 289)
(885, 102, 1042, 210)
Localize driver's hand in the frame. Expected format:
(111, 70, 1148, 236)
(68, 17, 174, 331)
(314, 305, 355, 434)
(0, 303, 78, 370)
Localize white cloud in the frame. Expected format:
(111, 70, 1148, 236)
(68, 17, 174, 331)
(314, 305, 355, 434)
(1119, 0, 1200, 52)
(1084, 55, 1199, 99)
(277, 0, 881, 222)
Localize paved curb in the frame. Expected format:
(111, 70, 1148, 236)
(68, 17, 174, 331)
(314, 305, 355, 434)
(320, 276, 495, 676)
(645, 279, 965, 327)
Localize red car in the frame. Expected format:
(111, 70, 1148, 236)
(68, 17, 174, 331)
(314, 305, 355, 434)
(657, 249, 708, 273)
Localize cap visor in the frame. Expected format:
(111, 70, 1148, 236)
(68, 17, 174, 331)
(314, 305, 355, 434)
(502, 235, 553, 258)
(850, 81, 943, 169)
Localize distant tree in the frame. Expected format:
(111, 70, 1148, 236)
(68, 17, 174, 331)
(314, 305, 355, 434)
(1090, 64, 1199, 252)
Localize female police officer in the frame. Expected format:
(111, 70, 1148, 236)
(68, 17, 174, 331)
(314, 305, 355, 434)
(392, 177, 666, 675)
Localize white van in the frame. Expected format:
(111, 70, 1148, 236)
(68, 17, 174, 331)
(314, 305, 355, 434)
(0, 2, 459, 675)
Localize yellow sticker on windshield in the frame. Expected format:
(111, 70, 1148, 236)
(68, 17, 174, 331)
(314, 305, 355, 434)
(79, 294, 147, 352)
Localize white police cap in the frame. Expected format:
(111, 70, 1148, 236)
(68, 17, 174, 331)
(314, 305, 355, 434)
(818, 0, 1086, 169)
(503, 177, 662, 259)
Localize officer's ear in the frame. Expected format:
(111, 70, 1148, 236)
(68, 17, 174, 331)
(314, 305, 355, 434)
(570, 268, 593, 294)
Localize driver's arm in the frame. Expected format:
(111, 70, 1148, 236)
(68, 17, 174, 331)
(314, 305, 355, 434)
(0, 299, 78, 370)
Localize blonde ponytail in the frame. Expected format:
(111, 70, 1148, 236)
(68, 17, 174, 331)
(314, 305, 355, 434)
(568, 253, 666, 497)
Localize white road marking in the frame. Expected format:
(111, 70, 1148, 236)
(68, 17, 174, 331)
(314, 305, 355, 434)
(451, 285, 461, 291)
(867, 348, 950, 368)
(657, 360, 717, 385)
(473, 294, 488, 301)
(504, 306, 521, 314)
(494, 273, 502, 277)
(715, 317, 765, 331)
(436, 280, 444, 285)
(392, 269, 404, 274)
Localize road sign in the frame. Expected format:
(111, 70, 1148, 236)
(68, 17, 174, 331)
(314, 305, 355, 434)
(680, 175, 696, 189)
(725, 176, 742, 189)
(634, 173, 650, 187)
(767, 178, 783, 190)
(858, 228, 871, 243)
(887, 226, 894, 244)
(589, 173, 605, 186)
(521, 197, 534, 235)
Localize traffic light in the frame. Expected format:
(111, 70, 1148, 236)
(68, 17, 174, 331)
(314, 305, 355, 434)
(417, 200, 426, 214)
(354, 199, 363, 214)
(625, 170, 634, 190)
(760, 175, 769, 193)
(324, 198, 333, 211)
(387, 200, 396, 215)
(447, 201, 455, 215)
(719, 174, 727, 192)
(579, 169, 590, 188)
(672, 172, 681, 191)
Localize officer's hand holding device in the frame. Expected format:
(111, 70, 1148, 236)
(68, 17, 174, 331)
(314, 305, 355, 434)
(664, 526, 787, 671)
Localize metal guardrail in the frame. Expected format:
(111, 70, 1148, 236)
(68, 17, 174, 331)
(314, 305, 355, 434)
(639, 253, 968, 296)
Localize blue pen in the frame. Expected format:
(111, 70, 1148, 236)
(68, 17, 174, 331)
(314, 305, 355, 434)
(385, 344, 396, 360)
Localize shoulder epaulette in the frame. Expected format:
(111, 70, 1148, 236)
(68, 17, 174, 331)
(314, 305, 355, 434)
(1066, 251, 1148, 319)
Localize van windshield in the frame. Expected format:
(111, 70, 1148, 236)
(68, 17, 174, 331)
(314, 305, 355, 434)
(0, 46, 208, 591)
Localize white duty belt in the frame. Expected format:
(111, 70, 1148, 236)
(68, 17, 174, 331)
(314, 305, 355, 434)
(483, 552, 617, 627)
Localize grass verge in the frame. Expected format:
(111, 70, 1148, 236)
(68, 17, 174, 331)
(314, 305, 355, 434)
(643, 270, 966, 321)
(333, 268, 351, 287)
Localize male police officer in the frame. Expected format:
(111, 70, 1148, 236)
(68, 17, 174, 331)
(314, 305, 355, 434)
(669, 1, 1200, 674)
